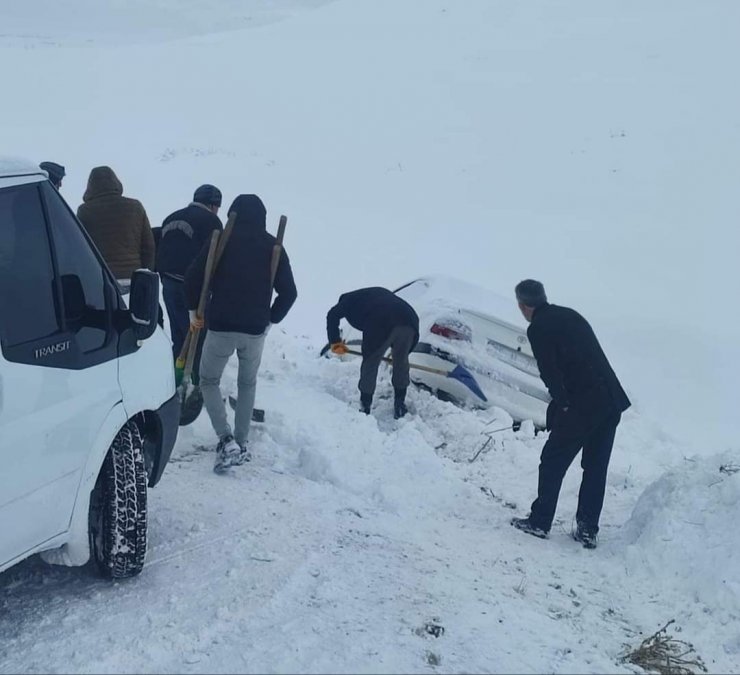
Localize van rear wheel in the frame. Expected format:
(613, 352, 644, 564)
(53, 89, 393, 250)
(89, 421, 148, 579)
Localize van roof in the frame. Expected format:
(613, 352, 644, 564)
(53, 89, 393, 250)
(0, 157, 47, 180)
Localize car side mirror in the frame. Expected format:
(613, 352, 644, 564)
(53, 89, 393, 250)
(129, 270, 160, 341)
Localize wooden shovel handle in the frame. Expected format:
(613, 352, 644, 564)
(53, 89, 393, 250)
(269, 215, 287, 289)
(181, 229, 221, 379)
(344, 347, 450, 377)
(177, 211, 238, 366)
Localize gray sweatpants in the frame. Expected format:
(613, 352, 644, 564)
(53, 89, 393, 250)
(359, 325, 416, 396)
(199, 330, 267, 446)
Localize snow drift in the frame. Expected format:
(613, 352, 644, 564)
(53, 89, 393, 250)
(622, 453, 740, 659)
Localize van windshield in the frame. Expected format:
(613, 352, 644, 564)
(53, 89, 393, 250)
(0, 183, 60, 347)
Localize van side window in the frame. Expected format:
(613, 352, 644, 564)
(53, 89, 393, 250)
(0, 184, 60, 347)
(41, 183, 109, 353)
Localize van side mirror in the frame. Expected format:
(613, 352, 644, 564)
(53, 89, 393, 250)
(129, 270, 160, 341)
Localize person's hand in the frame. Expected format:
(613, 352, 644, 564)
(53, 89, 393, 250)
(189, 310, 205, 330)
(330, 341, 348, 355)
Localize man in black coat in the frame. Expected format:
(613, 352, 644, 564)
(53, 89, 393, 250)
(510, 279, 630, 548)
(157, 184, 223, 381)
(327, 287, 419, 419)
(185, 194, 297, 472)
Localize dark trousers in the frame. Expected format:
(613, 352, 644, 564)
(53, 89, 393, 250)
(162, 275, 206, 385)
(359, 325, 416, 397)
(530, 410, 621, 533)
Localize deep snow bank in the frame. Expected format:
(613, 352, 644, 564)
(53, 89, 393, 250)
(622, 453, 740, 658)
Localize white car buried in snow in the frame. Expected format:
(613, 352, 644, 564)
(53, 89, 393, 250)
(338, 276, 550, 428)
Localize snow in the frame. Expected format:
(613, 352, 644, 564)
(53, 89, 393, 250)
(3, 332, 734, 672)
(396, 275, 530, 333)
(1, 0, 739, 673)
(4, 0, 736, 449)
(621, 453, 740, 661)
(0, 157, 45, 178)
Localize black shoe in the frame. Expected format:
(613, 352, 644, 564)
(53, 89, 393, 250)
(393, 401, 408, 419)
(393, 388, 408, 419)
(360, 394, 372, 415)
(573, 522, 598, 549)
(511, 516, 549, 539)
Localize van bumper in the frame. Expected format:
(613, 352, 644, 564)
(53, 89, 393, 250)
(148, 392, 179, 487)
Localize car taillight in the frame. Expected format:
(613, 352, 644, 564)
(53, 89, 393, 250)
(431, 321, 472, 341)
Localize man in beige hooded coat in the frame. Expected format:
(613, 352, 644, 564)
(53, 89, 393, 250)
(77, 166, 155, 280)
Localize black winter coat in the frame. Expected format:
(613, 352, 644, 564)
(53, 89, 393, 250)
(184, 195, 297, 335)
(327, 287, 419, 355)
(157, 203, 222, 280)
(527, 303, 630, 430)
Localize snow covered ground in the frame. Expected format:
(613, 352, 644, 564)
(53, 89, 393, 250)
(2, 334, 738, 673)
(1, 0, 739, 673)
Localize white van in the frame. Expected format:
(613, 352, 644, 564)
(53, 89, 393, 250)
(0, 158, 178, 579)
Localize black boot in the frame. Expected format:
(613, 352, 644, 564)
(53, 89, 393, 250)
(360, 393, 372, 415)
(511, 516, 549, 539)
(393, 388, 408, 419)
(573, 521, 598, 549)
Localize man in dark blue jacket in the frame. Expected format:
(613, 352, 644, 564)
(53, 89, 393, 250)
(511, 279, 631, 548)
(185, 194, 297, 472)
(327, 287, 419, 419)
(157, 184, 223, 382)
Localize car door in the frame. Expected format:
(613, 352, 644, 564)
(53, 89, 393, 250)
(0, 180, 122, 568)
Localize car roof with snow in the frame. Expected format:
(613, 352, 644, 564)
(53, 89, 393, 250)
(0, 158, 48, 191)
(0, 157, 46, 181)
(395, 275, 528, 331)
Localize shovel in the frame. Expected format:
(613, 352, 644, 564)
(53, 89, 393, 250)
(342, 347, 488, 402)
(176, 212, 236, 425)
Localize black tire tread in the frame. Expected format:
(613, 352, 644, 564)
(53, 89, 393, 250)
(94, 421, 148, 579)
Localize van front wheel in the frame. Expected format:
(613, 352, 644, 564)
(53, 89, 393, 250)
(89, 421, 148, 579)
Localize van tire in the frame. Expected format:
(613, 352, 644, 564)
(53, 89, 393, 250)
(89, 421, 148, 579)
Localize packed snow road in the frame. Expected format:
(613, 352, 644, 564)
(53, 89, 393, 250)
(2, 330, 735, 674)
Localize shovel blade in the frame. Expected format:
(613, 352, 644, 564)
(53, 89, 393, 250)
(179, 384, 204, 426)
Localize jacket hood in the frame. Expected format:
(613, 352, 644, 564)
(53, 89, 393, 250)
(227, 194, 267, 235)
(83, 166, 123, 202)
